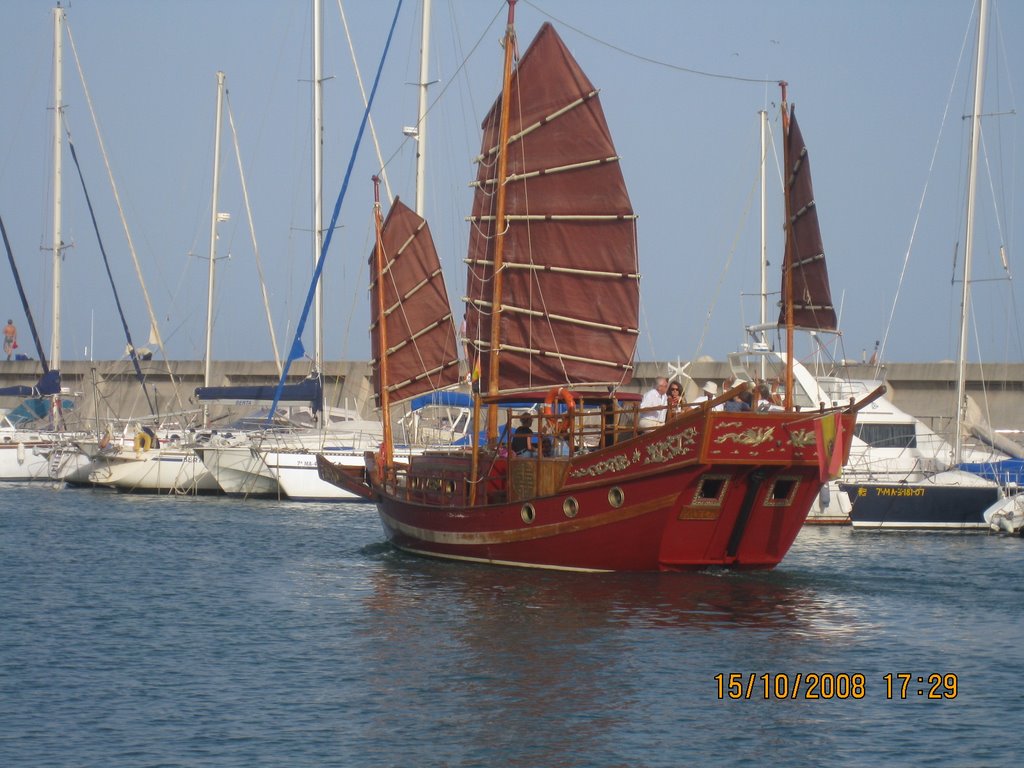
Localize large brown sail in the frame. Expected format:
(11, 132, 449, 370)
(369, 198, 461, 407)
(780, 106, 837, 332)
(464, 22, 640, 393)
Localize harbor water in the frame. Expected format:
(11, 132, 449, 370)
(2, 484, 1021, 767)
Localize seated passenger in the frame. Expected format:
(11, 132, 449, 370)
(756, 383, 784, 411)
(723, 389, 752, 412)
(511, 412, 536, 455)
(667, 382, 683, 418)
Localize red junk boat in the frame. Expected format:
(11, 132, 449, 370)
(318, 1, 878, 572)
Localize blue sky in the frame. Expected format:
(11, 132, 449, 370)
(0, 0, 1021, 370)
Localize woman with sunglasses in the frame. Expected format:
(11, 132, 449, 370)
(666, 381, 683, 419)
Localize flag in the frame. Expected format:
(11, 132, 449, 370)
(288, 337, 306, 363)
(468, 356, 482, 393)
(814, 412, 844, 482)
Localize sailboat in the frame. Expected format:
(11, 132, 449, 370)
(0, 4, 89, 483)
(83, 71, 233, 494)
(843, 0, 1014, 532)
(194, 0, 399, 501)
(317, 4, 874, 572)
(0, 214, 77, 482)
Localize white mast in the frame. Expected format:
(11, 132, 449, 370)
(414, 0, 432, 215)
(204, 71, 226, 424)
(953, 0, 988, 464)
(50, 4, 65, 369)
(758, 109, 768, 338)
(312, 0, 324, 372)
(758, 108, 768, 380)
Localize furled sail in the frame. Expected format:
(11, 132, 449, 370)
(464, 22, 640, 393)
(195, 373, 323, 411)
(780, 106, 837, 331)
(370, 198, 461, 407)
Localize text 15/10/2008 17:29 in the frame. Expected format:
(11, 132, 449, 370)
(713, 673, 958, 700)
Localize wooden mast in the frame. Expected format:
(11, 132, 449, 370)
(372, 176, 393, 472)
(485, 0, 518, 438)
(779, 80, 795, 410)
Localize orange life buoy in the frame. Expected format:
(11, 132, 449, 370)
(541, 387, 576, 435)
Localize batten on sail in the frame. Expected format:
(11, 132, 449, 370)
(467, 261, 640, 280)
(369, 198, 461, 408)
(474, 89, 602, 161)
(465, 22, 639, 392)
(471, 156, 624, 188)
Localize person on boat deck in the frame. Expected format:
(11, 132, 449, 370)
(511, 412, 536, 456)
(666, 381, 683, 418)
(756, 382, 784, 411)
(638, 377, 669, 431)
(723, 388, 752, 412)
(3, 319, 16, 361)
(541, 431, 571, 457)
(695, 380, 723, 410)
(600, 392, 618, 447)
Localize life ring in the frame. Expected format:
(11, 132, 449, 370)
(133, 431, 152, 453)
(541, 387, 576, 435)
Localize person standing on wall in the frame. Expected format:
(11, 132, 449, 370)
(3, 319, 16, 361)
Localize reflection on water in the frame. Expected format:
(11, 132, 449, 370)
(362, 530, 874, 636)
(349, 529, 883, 765)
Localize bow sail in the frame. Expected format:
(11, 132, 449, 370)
(780, 105, 837, 332)
(464, 22, 640, 394)
(370, 198, 461, 407)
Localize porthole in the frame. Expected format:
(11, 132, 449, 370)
(563, 497, 579, 518)
(608, 486, 624, 508)
(521, 503, 537, 524)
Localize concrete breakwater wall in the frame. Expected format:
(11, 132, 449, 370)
(2, 359, 1023, 434)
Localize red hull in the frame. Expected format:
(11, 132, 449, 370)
(320, 408, 861, 572)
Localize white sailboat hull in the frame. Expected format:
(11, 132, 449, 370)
(197, 444, 279, 497)
(0, 431, 94, 482)
(87, 447, 221, 494)
(262, 448, 366, 500)
(0, 438, 54, 481)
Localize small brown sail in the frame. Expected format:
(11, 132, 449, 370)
(780, 106, 837, 331)
(369, 198, 461, 407)
(464, 22, 640, 393)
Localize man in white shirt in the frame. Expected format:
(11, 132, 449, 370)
(639, 377, 669, 431)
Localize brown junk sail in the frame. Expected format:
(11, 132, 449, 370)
(369, 198, 461, 407)
(780, 106, 837, 332)
(464, 22, 640, 393)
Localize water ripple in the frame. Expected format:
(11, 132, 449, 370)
(1, 487, 1022, 766)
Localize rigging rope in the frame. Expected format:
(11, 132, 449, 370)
(66, 23, 186, 419)
(268, 0, 405, 423)
(873, 7, 973, 378)
(224, 93, 283, 375)
(523, 0, 780, 85)
(0, 214, 50, 371)
(336, 0, 393, 206)
(64, 127, 154, 414)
